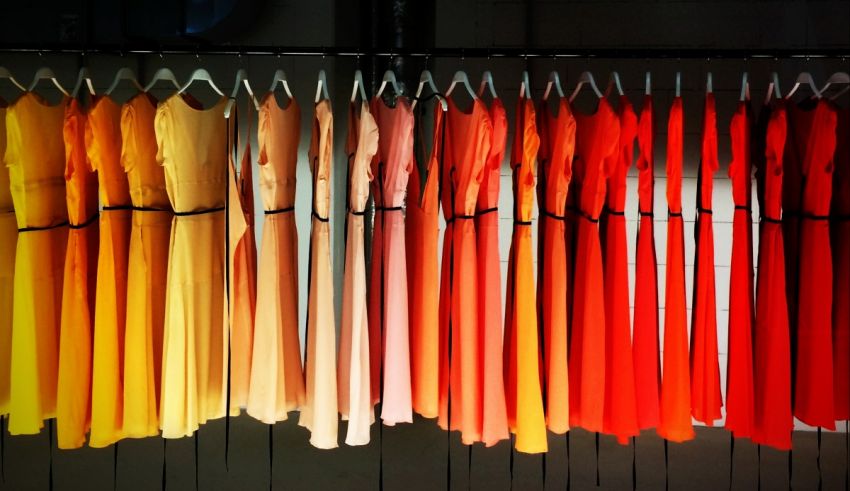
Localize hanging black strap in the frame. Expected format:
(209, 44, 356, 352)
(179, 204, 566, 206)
(48, 419, 54, 491)
(664, 439, 669, 491)
(194, 432, 199, 491)
(0, 415, 5, 484)
(268, 425, 273, 491)
(632, 436, 637, 491)
(161, 439, 167, 491)
(757, 444, 761, 491)
(174, 206, 225, 217)
(817, 427, 822, 491)
(729, 435, 735, 491)
(18, 220, 68, 233)
(595, 432, 600, 487)
(265, 205, 295, 215)
(379, 420, 384, 491)
(508, 434, 515, 491)
(541, 452, 546, 489)
(565, 432, 570, 491)
(113, 443, 119, 491)
(467, 445, 472, 490)
(788, 448, 792, 491)
(846, 421, 849, 491)
(69, 213, 99, 229)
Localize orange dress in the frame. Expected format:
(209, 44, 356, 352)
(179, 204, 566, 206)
(248, 94, 304, 423)
(156, 94, 228, 438)
(602, 96, 639, 444)
(56, 99, 99, 449)
(338, 100, 378, 445)
(0, 99, 17, 418)
(87, 95, 132, 447)
(504, 95, 546, 453)
(438, 98, 489, 444)
(476, 98, 508, 446)
(121, 93, 173, 438)
(832, 107, 850, 421)
(407, 96, 443, 419)
(569, 98, 619, 433)
(657, 97, 694, 442)
(299, 99, 338, 449)
(6, 92, 68, 435)
(536, 97, 575, 435)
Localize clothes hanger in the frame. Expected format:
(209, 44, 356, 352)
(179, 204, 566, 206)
(143, 68, 180, 91)
(645, 71, 651, 96)
(411, 69, 447, 110)
(446, 70, 478, 100)
(375, 69, 403, 98)
(28, 67, 69, 96)
(268, 69, 294, 101)
(224, 69, 260, 118)
(477, 70, 498, 99)
(350, 69, 368, 103)
(830, 85, 850, 100)
(543, 71, 565, 101)
(604, 71, 624, 97)
(706, 72, 713, 94)
(765, 72, 782, 105)
(105, 67, 143, 95)
(784, 72, 821, 99)
(519, 71, 531, 99)
(0, 67, 26, 91)
(71, 67, 95, 98)
(178, 68, 224, 96)
(675, 72, 681, 98)
(819, 71, 850, 93)
(739, 72, 750, 102)
(314, 69, 329, 103)
(569, 71, 603, 102)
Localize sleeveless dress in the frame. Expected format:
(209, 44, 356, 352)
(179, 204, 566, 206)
(0, 99, 16, 419)
(121, 92, 173, 438)
(156, 94, 228, 438)
(369, 96, 414, 425)
(248, 94, 304, 423)
(299, 99, 338, 449)
(504, 95, 545, 453)
(536, 97, 575, 435)
(56, 99, 99, 449)
(6, 92, 68, 435)
(338, 100, 378, 445)
(832, 107, 850, 422)
(725, 101, 755, 438)
(657, 97, 694, 442)
(690, 93, 722, 426)
(632, 95, 661, 430)
(87, 95, 132, 447)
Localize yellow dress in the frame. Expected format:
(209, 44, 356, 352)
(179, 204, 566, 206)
(0, 99, 17, 417)
(121, 93, 172, 438)
(86, 96, 132, 447)
(6, 92, 69, 435)
(155, 94, 228, 438)
(56, 99, 99, 449)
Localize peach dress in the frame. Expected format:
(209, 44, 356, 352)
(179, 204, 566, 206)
(0, 99, 17, 419)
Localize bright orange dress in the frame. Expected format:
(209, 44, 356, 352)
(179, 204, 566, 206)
(832, 106, 850, 422)
(476, 98, 508, 446)
(602, 96, 639, 444)
(504, 95, 546, 453)
(437, 98, 489, 445)
(248, 94, 304, 423)
(156, 94, 228, 438)
(569, 98, 619, 433)
(299, 99, 338, 449)
(121, 92, 172, 438)
(0, 99, 17, 419)
(536, 97, 575, 435)
(6, 92, 68, 435)
(407, 96, 443, 419)
(55, 99, 99, 449)
(657, 97, 694, 442)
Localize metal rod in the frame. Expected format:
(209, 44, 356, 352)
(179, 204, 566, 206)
(0, 44, 848, 59)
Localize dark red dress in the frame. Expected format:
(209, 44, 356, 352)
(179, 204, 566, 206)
(831, 106, 850, 422)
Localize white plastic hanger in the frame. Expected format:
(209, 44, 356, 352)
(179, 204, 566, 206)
(225, 69, 260, 118)
(314, 69, 329, 103)
(739, 72, 750, 101)
(675, 72, 681, 98)
(519, 71, 531, 99)
(820, 71, 850, 93)
(0, 67, 25, 92)
(706, 72, 713, 94)
(543, 71, 565, 101)
(350, 69, 368, 103)
(412, 69, 447, 110)
(477, 70, 498, 99)
(645, 72, 651, 95)
(605, 71, 624, 97)
(106, 67, 143, 95)
(28, 67, 69, 96)
(144, 68, 180, 91)
(830, 86, 850, 100)
(569, 71, 603, 102)
(446, 70, 478, 100)
(71, 67, 95, 98)
(785, 72, 821, 99)
(268, 69, 294, 100)
(375, 69, 402, 98)
(765, 72, 783, 105)
(178, 68, 224, 96)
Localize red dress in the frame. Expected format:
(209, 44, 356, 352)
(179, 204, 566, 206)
(792, 99, 837, 429)
(632, 95, 660, 430)
(690, 94, 722, 426)
(657, 97, 694, 442)
(831, 106, 850, 422)
(752, 102, 793, 450)
(602, 96, 639, 444)
(725, 102, 755, 438)
(568, 98, 619, 432)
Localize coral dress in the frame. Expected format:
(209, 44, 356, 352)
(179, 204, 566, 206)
(156, 94, 228, 438)
(121, 93, 172, 438)
(56, 99, 99, 449)
(0, 100, 16, 419)
(690, 94, 722, 426)
(338, 100, 378, 445)
(299, 99, 338, 449)
(657, 97, 694, 442)
(832, 106, 850, 422)
(6, 92, 68, 435)
(536, 97, 575, 435)
(407, 96, 443, 420)
(632, 95, 661, 430)
(369, 96, 414, 425)
(87, 95, 132, 447)
(725, 101, 755, 438)
(752, 102, 793, 450)
(602, 96, 639, 444)
(569, 98, 619, 433)
(247, 94, 304, 423)
(792, 99, 837, 429)
(504, 95, 546, 453)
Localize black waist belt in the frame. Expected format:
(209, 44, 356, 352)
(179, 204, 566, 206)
(514, 219, 532, 226)
(476, 207, 498, 217)
(375, 206, 403, 212)
(668, 209, 683, 218)
(129, 206, 171, 213)
(801, 213, 830, 221)
(734, 205, 752, 212)
(312, 210, 329, 223)
(69, 213, 99, 230)
(761, 215, 782, 224)
(18, 221, 68, 233)
(349, 209, 366, 216)
(578, 210, 599, 223)
(103, 205, 134, 212)
(697, 207, 713, 215)
(639, 210, 655, 218)
(174, 206, 225, 217)
(265, 206, 294, 215)
(605, 207, 625, 216)
(445, 214, 475, 225)
(541, 209, 566, 220)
